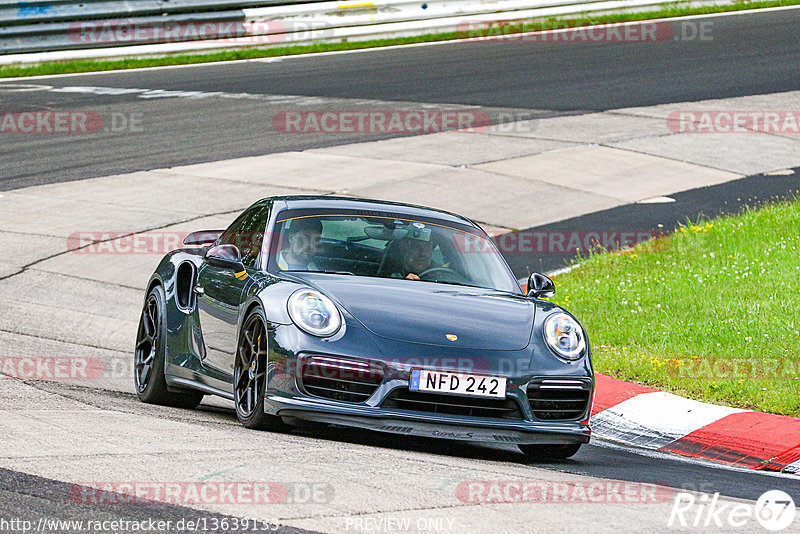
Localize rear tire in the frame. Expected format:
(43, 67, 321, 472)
(234, 307, 289, 431)
(134, 284, 204, 409)
(519, 443, 582, 460)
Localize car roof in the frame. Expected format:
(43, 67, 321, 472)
(263, 195, 477, 227)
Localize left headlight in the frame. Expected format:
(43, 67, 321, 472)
(543, 313, 586, 360)
(287, 289, 343, 337)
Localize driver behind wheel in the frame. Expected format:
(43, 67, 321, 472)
(392, 227, 435, 281)
(277, 218, 322, 271)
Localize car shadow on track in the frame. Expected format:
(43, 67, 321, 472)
(192, 402, 582, 467)
(26, 381, 584, 467)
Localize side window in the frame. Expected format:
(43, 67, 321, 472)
(218, 203, 271, 269)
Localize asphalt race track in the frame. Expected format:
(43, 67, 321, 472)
(2, 7, 800, 533)
(3, 381, 800, 533)
(1, 8, 800, 189)
(0, 467, 314, 534)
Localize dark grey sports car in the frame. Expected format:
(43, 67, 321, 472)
(135, 196, 594, 459)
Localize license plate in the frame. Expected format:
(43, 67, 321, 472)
(410, 369, 507, 399)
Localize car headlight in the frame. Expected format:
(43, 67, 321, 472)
(543, 313, 586, 360)
(287, 289, 342, 337)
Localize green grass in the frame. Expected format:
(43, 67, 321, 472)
(549, 198, 800, 416)
(1, 0, 799, 78)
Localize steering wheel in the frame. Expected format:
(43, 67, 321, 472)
(418, 267, 466, 283)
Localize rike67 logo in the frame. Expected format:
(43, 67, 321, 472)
(669, 490, 796, 531)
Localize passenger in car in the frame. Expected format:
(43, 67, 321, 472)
(277, 218, 322, 271)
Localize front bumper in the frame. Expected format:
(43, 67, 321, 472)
(265, 324, 594, 446)
(266, 393, 591, 445)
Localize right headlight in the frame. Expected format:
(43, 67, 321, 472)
(543, 313, 586, 360)
(287, 289, 342, 337)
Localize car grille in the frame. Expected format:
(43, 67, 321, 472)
(526, 378, 592, 421)
(382, 388, 523, 420)
(299, 356, 384, 403)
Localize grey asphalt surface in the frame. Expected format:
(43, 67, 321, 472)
(1, 8, 800, 189)
(3, 383, 800, 532)
(0, 467, 316, 534)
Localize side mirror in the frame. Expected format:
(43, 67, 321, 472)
(204, 244, 244, 271)
(527, 272, 555, 298)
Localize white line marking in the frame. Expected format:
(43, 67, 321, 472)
(1, 5, 798, 82)
(765, 168, 795, 176)
(637, 196, 676, 203)
(0, 83, 54, 92)
(5, 84, 480, 110)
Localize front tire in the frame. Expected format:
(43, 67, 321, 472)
(519, 443, 582, 460)
(134, 284, 204, 409)
(234, 308, 288, 431)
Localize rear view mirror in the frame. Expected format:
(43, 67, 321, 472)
(364, 225, 409, 241)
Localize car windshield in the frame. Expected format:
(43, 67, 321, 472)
(268, 210, 521, 293)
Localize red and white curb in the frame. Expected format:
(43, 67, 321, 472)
(591, 373, 800, 474)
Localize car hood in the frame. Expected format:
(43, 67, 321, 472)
(292, 274, 535, 351)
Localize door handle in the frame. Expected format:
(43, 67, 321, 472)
(194, 285, 205, 295)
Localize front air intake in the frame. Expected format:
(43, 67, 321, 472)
(526, 378, 592, 421)
(299, 355, 384, 403)
(382, 388, 523, 420)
